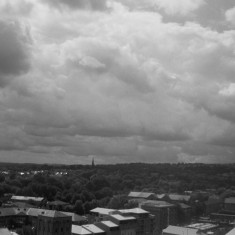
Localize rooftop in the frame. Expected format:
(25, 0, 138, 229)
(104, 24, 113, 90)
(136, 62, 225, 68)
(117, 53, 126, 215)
(101, 221, 119, 228)
(226, 228, 235, 235)
(163, 225, 198, 235)
(140, 200, 175, 208)
(119, 208, 149, 214)
(27, 208, 71, 218)
(168, 194, 191, 202)
(128, 192, 155, 199)
(186, 223, 218, 231)
(90, 207, 115, 215)
(0, 228, 12, 235)
(83, 224, 105, 234)
(72, 225, 92, 235)
(225, 197, 235, 204)
(110, 214, 136, 221)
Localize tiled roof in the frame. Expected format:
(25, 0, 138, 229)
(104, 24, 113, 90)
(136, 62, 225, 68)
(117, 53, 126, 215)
(163, 225, 198, 235)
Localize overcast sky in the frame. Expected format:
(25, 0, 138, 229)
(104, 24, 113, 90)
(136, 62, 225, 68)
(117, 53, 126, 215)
(0, 0, 235, 164)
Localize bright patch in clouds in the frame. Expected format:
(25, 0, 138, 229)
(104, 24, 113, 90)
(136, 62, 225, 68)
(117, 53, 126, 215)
(155, 0, 205, 16)
(0, 0, 234, 164)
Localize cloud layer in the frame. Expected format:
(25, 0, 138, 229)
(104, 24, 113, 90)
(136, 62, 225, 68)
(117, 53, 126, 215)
(0, 0, 235, 164)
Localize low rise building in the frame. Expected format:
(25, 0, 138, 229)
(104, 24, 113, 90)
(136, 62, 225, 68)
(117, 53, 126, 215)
(140, 200, 178, 234)
(108, 214, 137, 235)
(118, 208, 156, 235)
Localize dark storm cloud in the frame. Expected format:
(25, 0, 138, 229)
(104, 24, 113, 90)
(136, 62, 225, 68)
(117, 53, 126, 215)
(0, 20, 31, 86)
(41, 0, 108, 11)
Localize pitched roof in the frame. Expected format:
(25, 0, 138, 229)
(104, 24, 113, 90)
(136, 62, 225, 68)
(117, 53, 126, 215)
(27, 208, 71, 218)
(0, 207, 29, 217)
(128, 192, 155, 199)
(163, 226, 198, 235)
(72, 225, 92, 235)
(225, 197, 235, 204)
(90, 207, 115, 215)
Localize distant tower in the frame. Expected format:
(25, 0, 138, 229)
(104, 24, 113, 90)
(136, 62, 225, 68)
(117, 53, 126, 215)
(92, 157, 95, 168)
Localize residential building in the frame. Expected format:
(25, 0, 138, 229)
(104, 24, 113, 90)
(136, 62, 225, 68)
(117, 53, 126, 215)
(140, 200, 178, 235)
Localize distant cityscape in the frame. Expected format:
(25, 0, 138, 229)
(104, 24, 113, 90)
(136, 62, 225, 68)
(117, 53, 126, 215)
(0, 163, 234, 235)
